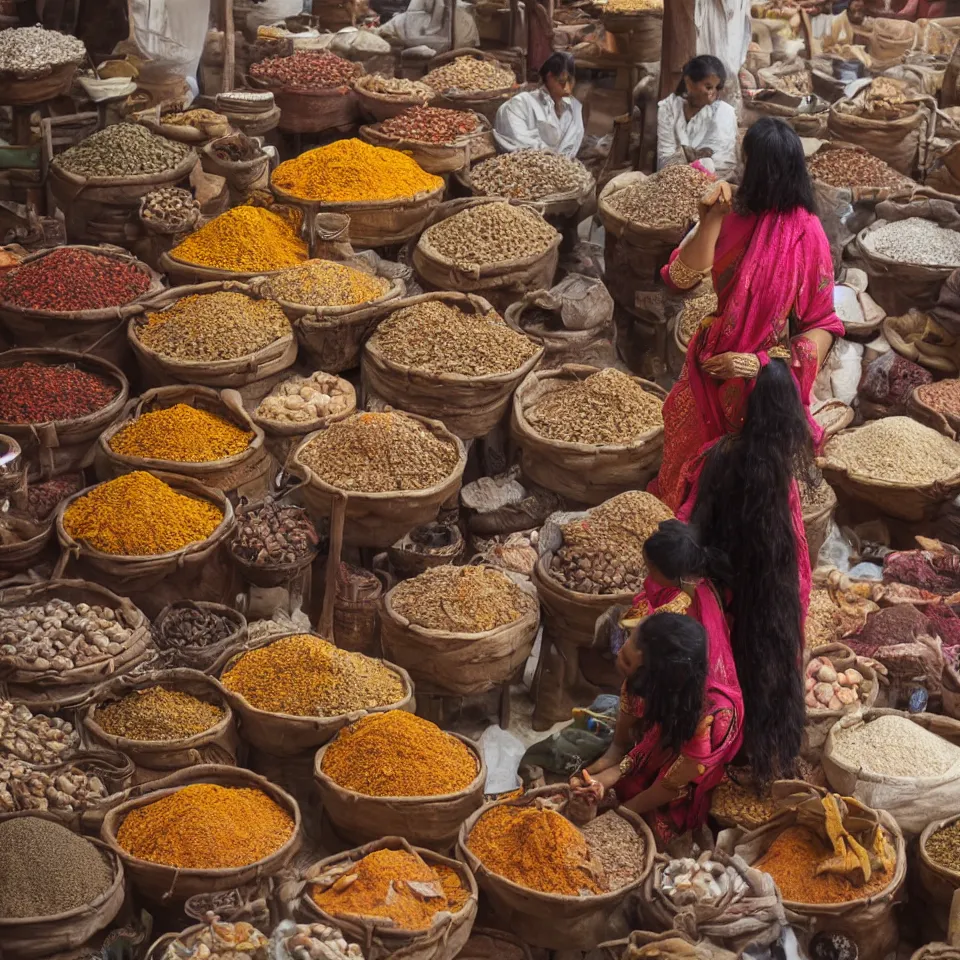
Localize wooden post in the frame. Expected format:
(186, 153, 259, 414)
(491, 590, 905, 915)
(223, 0, 235, 93)
(658, 0, 697, 101)
(448, 0, 458, 54)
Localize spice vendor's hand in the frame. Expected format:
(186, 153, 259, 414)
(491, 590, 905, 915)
(697, 181, 733, 225)
(701, 352, 761, 380)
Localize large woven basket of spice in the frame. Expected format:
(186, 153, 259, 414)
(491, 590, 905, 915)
(292, 835, 478, 960)
(380, 564, 540, 696)
(458, 785, 655, 950)
(0, 811, 127, 960)
(422, 50, 523, 123)
(289, 411, 467, 549)
(270, 139, 446, 248)
(213, 632, 414, 756)
(314, 710, 486, 848)
(819, 417, 960, 521)
(360, 108, 494, 176)
(806, 141, 915, 203)
(511, 364, 666, 505)
(362, 292, 544, 441)
(918, 812, 960, 914)
(81, 669, 240, 783)
(410, 198, 562, 312)
(252, 257, 406, 374)
(100, 763, 302, 903)
(95, 385, 273, 500)
(908, 380, 960, 440)
(353, 74, 436, 122)
(128, 282, 297, 406)
(0, 348, 129, 482)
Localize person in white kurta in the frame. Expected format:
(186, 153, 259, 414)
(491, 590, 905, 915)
(494, 51, 584, 159)
(696, 0, 750, 109)
(657, 55, 738, 180)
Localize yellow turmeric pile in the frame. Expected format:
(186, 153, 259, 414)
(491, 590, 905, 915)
(116, 783, 294, 868)
(271, 139, 443, 203)
(311, 848, 467, 929)
(109, 404, 252, 462)
(63, 471, 223, 556)
(171, 206, 307, 271)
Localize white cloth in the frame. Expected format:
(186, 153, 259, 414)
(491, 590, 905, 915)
(695, 0, 751, 83)
(130, 0, 211, 76)
(378, 0, 479, 52)
(493, 87, 585, 159)
(657, 94, 738, 179)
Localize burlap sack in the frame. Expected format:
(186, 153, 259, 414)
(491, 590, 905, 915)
(0, 814, 126, 960)
(458, 928, 532, 960)
(95, 385, 275, 499)
(822, 708, 960, 835)
(918, 812, 960, 932)
(314, 728, 485, 849)
(593, 930, 738, 960)
(213, 631, 414, 756)
(457, 786, 655, 951)
(81, 668, 240, 784)
(292, 836, 478, 960)
(362, 113, 493, 176)
(99, 764, 303, 904)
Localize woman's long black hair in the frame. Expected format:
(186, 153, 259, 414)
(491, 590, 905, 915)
(736, 117, 816, 216)
(674, 55, 726, 97)
(628, 612, 708, 754)
(692, 359, 811, 783)
(644, 518, 732, 586)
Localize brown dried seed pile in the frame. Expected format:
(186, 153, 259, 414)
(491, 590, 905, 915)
(805, 588, 843, 648)
(420, 202, 557, 267)
(799, 473, 834, 511)
(580, 811, 646, 889)
(423, 56, 515, 93)
(825, 416, 960, 484)
(390, 564, 536, 632)
(710, 776, 779, 827)
(369, 301, 538, 376)
(470, 149, 593, 201)
(915, 379, 960, 418)
(807, 148, 912, 191)
(297, 412, 459, 493)
(526, 368, 663, 445)
(0, 757, 109, 814)
(550, 491, 673, 594)
(607, 165, 710, 228)
(96, 686, 224, 741)
(679, 291, 717, 344)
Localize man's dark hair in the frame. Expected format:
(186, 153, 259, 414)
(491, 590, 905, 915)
(539, 51, 576, 84)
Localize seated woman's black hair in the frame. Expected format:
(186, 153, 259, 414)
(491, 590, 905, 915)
(736, 117, 816, 216)
(644, 518, 732, 586)
(627, 612, 707, 754)
(539, 51, 576, 84)
(675, 55, 726, 97)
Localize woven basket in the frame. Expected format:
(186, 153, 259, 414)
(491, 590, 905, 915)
(359, 113, 494, 175)
(353, 74, 434, 121)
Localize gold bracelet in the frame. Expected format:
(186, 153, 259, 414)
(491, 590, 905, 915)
(769, 346, 791, 360)
(668, 257, 705, 290)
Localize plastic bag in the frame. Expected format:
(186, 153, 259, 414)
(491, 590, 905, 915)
(479, 725, 526, 794)
(130, 0, 211, 77)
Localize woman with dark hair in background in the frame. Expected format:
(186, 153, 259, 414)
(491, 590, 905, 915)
(657, 55, 738, 179)
(572, 523, 743, 846)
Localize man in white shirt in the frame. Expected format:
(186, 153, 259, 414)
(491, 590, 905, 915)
(493, 51, 585, 159)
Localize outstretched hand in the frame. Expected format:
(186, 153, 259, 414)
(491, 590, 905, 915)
(698, 180, 733, 225)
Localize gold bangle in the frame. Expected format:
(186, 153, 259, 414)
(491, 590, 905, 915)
(668, 257, 705, 290)
(769, 346, 791, 360)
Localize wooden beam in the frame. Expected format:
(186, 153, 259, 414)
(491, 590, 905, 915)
(223, 0, 235, 92)
(658, 0, 696, 101)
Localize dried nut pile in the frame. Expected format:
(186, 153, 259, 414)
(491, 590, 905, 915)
(805, 589, 844, 647)
(607, 164, 710, 227)
(97, 686, 223, 741)
(161, 919, 268, 960)
(222, 634, 405, 716)
(161, 108, 226, 128)
(379, 105, 478, 144)
(423, 56, 516, 93)
(0, 599, 137, 670)
(580, 811, 647, 889)
(267, 260, 389, 307)
(141, 186, 199, 227)
(297, 412, 460, 493)
(661, 855, 748, 905)
(211, 135, 263, 163)
(471, 149, 593, 201)
(915, 379, 960, 418)
(799, 473, 834, 511)
(232, 499, 319, 565)
(420, 201, 557, 266)
(0, 817, 114, 919)
(824, 416, 960, 484)
(710, 777, 779, 826)
(137, 292, 291, 362)
(804, 656, 866, 710)
(155, 606, 236, 651)
(369, 300, 537, 376)
(26, 474, 84, 522)
(0, 25, 85, 74)
(359, 74, 434, 99)
(807, 148, 912, 191)
(831, 714, 960, 776)
(0, 700, 79, 764)
(273, 921, 364, 960)
(550, 491, 674, 594)
(925, 819, 960, 873)
(526, 368, 664, 444)
(250, 51, 358, 89)
(109, 404, 252, 463)
(390, 564, 535, 632)
(862, 217, 960, 267)
(0, 758, 108, 814)
(256, 373, 353, 425)
(605, 0, 663, 10)
(678, 291, 717, 343)
(55, 124, 189, 178)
